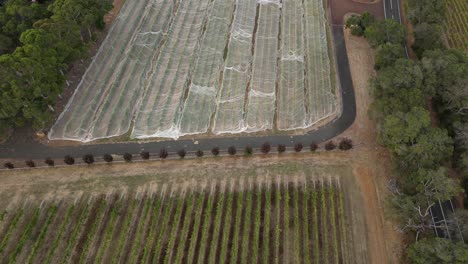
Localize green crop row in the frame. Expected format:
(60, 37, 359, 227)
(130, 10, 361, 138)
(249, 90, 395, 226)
(218, 189, 234, 263)
(45, 204, 74, 263)
(0, 209, 23, 254)
(293, 184, 301, 263)
(207, 190, 226, 264)
(229, 188, 245, 264)
(173, 192, 201, 264)
(251, 186, 262, 264)
(240, 189, 253, 264)
(302, 184, 311, 264)
(78, 199, 107, 264)
(274, 184, 281, 264)
(262, 185, 271, 264)
(321, 188, 329, 264)
(95, 201, 121, 263)
(329, 187, 339, 263)
(9, 207, 40, 263)
(112, 197, 139, 263)
(129, 194, 154, 263)
(186, 189, 208, 263)
(196, 188, 216, 264)
(163, 193, 187, 263)
(27, 205, 58, 264)
(140, 194, 164, 263)
(152, 193, 176, 263)
(61, 200, 90, 263)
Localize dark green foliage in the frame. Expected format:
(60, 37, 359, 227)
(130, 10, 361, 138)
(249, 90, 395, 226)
(228, 146, 236, 156)
(0, 0, 112, 131)
(310, 143, 318, 151)
(63, 155, 74, 165)
(412, 23, 444, 58)
(82, 154, 94, 164)
(244, 146, 253, 155)
(103, 154, 113, 163)
(196, 150, 204, 158)
(325, 141, 336, 151)
(339, 138, 353, 150)
(123, 152, 133, 162)
(364, 19, 406, 48)
(159, 149, 168, 159)
(407, 238, 468, 264)
(261, 142, 271, 154)
(277, 144, 286, 153)
(211, 147, 220, 156)
(25, 159, 35, 167)
(294, 143, 303, 152)
(407, 0, 446, 25)
(44, 157, 54, 166)
(177, 149, 186, 158)
(140, 151, 150, 160)
(374, 43, 404, 70)
(4, 162, 14, 169)
(345, 12, 375, 36)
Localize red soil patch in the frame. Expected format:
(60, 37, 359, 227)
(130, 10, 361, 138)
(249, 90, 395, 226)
(329, 0, 385, 25)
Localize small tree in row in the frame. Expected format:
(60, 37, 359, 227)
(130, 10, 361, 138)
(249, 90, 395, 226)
(83, 154, 94, 164)
(103, 154, 113, 163)
(178, 149, 186, 159)
(25, 160, 35, 167)
(261, 142, 271, 154)
(310, 143, 318, 151)
(245, 146, 253, 155)
(159, 148, 168, 159)
(123, 153, 132, 162)
(45, 157, 54, 166)
(211, 147, 220, 156)
(294, 143, 303, 152)
(228, 146, 236, 156)
(4, 162, 14, 169)
(64, 155, 75, 165)
(277, 144, 286, 153)
(325, 141, 336, 151)
(140, 151, 150, 160)
(196, 150, 204, 158)
(339, 138, 353, 150)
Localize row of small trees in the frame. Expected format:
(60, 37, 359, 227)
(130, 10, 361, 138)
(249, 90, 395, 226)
(3, 138, 353, 169)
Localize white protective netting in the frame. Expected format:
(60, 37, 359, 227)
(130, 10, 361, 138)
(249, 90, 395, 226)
(212, 0, 258, 134)
(88, 0, 176, 140)
(178, 0, 236, 136)
(303, 0, 337, 125)
(49, 0, 152, 141)
(277, 0, 308, 130)
(244, 1, 280, 132)
(131, 0, 212, 139)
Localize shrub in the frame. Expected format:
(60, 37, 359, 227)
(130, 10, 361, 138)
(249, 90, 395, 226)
(261, 142, 271, 154)
(103, 154, 113, 163)
(123, 153, 133, 162)
(277, 144, 286, 153)
(245, 146, 253, 155)
(25, 160, 35, 167)
(177, 149, 186, 159)
(4, 162, 14, 169)
(196, 150, 204, 158)
(228, 146, 236, 156)
(211, 147, 220, 156)
(294, 143, 303, 152)
(310, 143, 318, 152)
(325, 141, 336, 151)
(159, 148, 168, 159)
(83, 154, 94, 164)
(64, 155, 75, 165)
(339, 138, 353, 150)
(140, 151, 150, 160)
(44, 158, 55, 166)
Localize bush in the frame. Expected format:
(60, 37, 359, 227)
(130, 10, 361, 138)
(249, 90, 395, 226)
(159, 148, 168, 159)
(103, 154, 113, 163)
(325, 141, 336, 151)
(277, 144, 286, 153)
(123, 153, 133, 162)
(44, 158, 55, 166)
(294, 143, 303, 152)
(339, 138, 353, 150)
(140, 151, 150, 160)
(195, 150, 203, 158)
(4, 162, 14, 169)
(310, 143, 318, 151)
(261, 142, 271, 154)
(228, 146, 236, 156)
(245, 146, 253, 155)
(211, 147, 220, 156)
(83, 154, 94, 164)
(64, 155, 75, 165)
(177, 149, 186, 159)
(25, 160, 35, 167)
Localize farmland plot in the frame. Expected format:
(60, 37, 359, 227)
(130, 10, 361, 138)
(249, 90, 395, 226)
(49, 0, 338, 141)
(445, 0, 468, 51)
(0, 178, 350, 264)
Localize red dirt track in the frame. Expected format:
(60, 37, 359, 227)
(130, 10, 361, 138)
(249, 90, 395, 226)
(329, 0, 385, 25)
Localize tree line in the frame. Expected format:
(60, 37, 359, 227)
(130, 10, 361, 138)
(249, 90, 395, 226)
(0, 0, 112, 137)
(346, 0, 467, 262)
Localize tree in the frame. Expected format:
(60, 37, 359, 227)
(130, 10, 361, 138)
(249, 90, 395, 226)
(3, 162, 14, 169)
(261, 142, 271, 154)
(159, 149, 168, 159)
(228, 146, 236, 156)
(412, 23, 444, 58)
(277, 144, 286, 153)
(244, 146, 253, 155)
(140, 151, 150, 160)
(44, 157, 54, 166)
(82, 154, 94, 164)
(177, 149, 186, 159)
(123, 152, 133, 162)
(64, 155, 74, 165)
(196, 150, 204, 158)
(310, 143, 318, 151)
(294, 143, 303, 152)
(345, 12, 375, 36)
(211, 147, 220, 156)
(103, 154, 113, 163)
(339, 138, 353, 150)
(325, 141, 336, 150)
(364, 19, 406, 47)
(400, 167, 461, 200)
(407, 238, 468, 264)
(374, 43, 404, 70)
(25, 160, 35, 167)
(407, 0, 446, 24)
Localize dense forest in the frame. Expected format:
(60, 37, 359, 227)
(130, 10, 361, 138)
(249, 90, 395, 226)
(346, 0, 468, 262)
(0, 0, 112, 137)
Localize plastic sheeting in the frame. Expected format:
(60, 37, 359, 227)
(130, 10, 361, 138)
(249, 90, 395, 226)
(244, 2, 280, 132)
(49, 0, 338, 141)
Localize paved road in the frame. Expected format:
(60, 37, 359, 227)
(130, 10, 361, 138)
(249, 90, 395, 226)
(0, 26, 356, 160)
(383, 0, 401, 23)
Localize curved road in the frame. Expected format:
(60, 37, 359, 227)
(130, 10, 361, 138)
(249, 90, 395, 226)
(0, 26, 356, 160)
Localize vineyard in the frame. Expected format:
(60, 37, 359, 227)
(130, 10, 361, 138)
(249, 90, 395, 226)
(0, 178, 350, 264)
(48, 0, 337, 142)
(445, 0, 468, 50)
